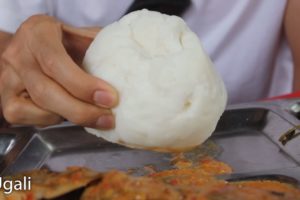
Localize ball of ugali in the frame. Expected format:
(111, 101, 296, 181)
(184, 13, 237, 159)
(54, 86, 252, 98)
(83, 9, 227, 152)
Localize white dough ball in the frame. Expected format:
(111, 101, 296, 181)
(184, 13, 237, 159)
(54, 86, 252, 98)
(83, 9, 227, 152)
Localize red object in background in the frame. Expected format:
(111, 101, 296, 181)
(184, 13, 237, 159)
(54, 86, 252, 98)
(264, 91, 300, 101)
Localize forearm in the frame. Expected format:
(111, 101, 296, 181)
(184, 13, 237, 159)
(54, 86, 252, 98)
(284, 0, 300, 91)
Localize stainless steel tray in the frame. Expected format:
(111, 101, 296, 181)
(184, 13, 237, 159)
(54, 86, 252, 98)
(0, 99, 300, 182)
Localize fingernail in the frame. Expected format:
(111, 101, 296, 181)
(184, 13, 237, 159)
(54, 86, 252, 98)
(96, 115, 115, 129)
(94, 90, 115, 108)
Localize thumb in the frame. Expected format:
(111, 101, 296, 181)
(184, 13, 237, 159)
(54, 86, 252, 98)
(62, 24, 101, 64)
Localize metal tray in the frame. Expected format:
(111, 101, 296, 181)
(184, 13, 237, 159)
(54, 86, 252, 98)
(0, 99, 300, 183)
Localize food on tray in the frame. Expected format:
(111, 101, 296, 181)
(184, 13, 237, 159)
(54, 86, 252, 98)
(3, 157, 300, 200)
(83, 9, 227, 152)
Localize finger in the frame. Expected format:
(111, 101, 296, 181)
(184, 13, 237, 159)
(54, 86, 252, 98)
(62, 25, 101, 65)
(0, 68, 63, 126)
(34, 29, 118, 109)
(2, 16, 117, 109)
(1, 94, 63, 126)
(20, 65, 115, 129)
(63, 25, 100, 37)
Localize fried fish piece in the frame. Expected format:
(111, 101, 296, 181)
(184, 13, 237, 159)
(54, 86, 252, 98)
(81, 171, 182, 200)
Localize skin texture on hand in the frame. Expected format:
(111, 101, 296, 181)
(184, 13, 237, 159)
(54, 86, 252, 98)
(0, 31, 12, 127)
(0, 15, 118, 129)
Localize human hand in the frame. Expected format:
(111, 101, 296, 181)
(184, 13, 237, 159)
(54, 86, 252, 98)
(0, 15, 118, 129)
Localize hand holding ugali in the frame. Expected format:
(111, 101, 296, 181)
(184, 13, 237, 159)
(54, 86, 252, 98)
(83, 9, 227, 152)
